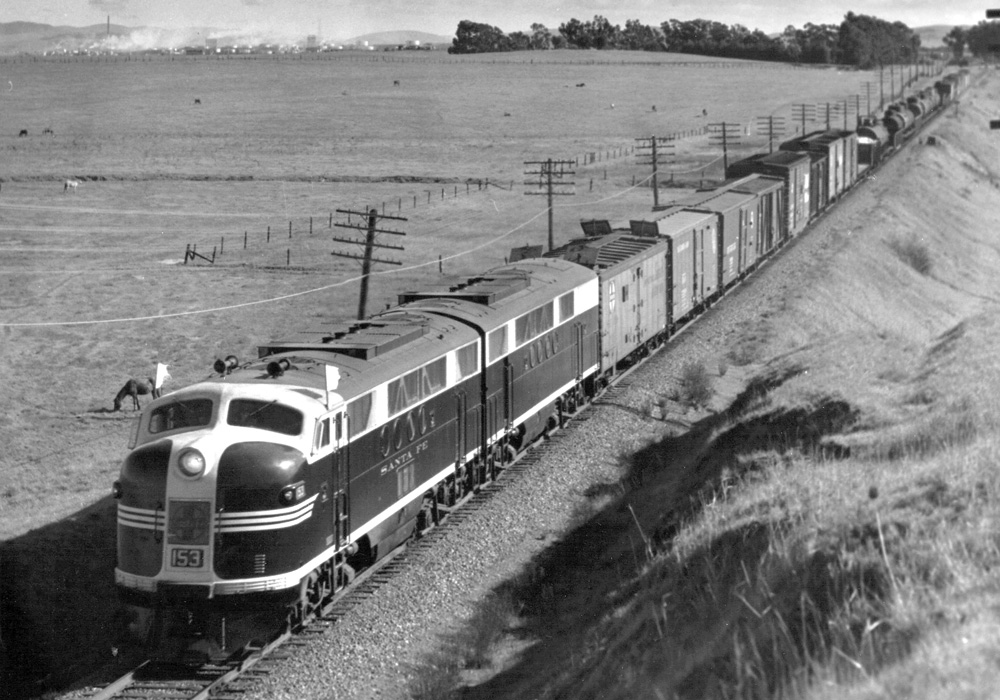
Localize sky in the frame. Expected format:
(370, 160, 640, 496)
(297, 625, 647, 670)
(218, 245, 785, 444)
(0, 0, 991, 43)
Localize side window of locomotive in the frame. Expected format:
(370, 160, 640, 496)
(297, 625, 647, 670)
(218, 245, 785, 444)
(227, 399, 303, 436)
(456, 342, 478, 380)
(314, 418, 330, 452)
(558, 292, 574, 322)
(488, 326, 508, 363)
(148, 398, 214, 436)
(515, 302, 553, 346)
(348, 393, 373, 434)
(388, 357, 447, 416)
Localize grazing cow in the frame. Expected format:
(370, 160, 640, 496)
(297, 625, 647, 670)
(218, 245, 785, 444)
(393, 80, 400, 86)
(42, 128, 54, 136)
(503, 112, 511, 117)
(113, 377, 159, 411)
(576, 83, 585, 87)
(64, 179, 80, 192)
(194, 98, 201, 105)
(18, 129, 27, 137)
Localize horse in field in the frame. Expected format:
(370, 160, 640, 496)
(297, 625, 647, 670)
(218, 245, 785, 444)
(64, 179, 80, 192)
(113, 377, 159, 411)
(18, 129, 27, 137)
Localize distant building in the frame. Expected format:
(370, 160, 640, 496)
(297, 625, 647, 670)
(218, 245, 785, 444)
(306, 35, 318, 51)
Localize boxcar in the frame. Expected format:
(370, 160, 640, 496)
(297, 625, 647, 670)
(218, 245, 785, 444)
(546, 234, 670, 375)
(780, 129, 857, 201)
(678, 190, 760, 286)
(724, 174, 786, 256)
(631, 208, 720, 309)
(806, 152, 829, 219)
(728, 151, 811, 238)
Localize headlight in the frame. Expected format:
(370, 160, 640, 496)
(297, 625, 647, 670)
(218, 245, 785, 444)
(279, 483, 306, 506)
(111, 481, 123, 499)
(177, 448, 206, 478)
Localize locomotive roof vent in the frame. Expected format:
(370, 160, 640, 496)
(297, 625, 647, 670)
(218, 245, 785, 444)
(258, 318, 429, 361)
(398, 271, 530, 306)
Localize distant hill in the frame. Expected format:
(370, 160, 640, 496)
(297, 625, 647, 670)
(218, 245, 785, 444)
(914, 24, 968, 47)
(0, 21, 135, 53)
(343, 30, 453, 47)
(0, 22, 454, 54)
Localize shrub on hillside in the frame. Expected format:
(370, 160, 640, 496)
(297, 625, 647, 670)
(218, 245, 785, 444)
(679, 360, 713, 409)
(888, 236, 933, 275)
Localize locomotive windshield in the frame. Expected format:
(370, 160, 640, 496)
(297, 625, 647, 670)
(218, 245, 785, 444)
(227, 399, 303, 436)
(148, 398, 214, 435)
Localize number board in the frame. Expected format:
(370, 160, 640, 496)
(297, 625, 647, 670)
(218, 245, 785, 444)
(170, 548, 205, 568)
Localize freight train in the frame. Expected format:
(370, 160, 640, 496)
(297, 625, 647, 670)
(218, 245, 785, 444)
(113, 69, 969, 654)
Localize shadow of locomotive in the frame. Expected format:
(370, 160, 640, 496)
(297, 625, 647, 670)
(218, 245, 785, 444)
(0, 494, 136, 700)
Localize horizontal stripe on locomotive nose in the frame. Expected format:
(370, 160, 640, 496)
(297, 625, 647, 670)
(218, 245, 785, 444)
(116, 503, 166, 529)
(216, 496, 317, 532)
(117, 495, 317, 532)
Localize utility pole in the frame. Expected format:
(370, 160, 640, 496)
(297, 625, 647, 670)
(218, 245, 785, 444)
(862, 83, 874, 119)
(708, 122, 742, 176)
(791, 103, 816, 136)
(634, 136, 675, 208)
(332, 208, 407, 320)
(754, 115, 786, 153)
(524, 158, 575, 251)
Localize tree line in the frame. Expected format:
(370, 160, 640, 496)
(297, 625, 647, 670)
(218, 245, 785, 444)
(943, 22, 1000, 63)
(448, 12, 927, 69)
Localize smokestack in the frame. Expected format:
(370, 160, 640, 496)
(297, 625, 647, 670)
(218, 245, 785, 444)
(107, 15, 110, 36)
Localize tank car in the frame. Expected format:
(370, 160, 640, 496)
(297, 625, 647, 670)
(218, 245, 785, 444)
(883, 106, 913, 147)
(114, 258, 599, 652)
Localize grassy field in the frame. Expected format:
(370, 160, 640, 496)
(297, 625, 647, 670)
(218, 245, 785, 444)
(0, 50, 925, 697)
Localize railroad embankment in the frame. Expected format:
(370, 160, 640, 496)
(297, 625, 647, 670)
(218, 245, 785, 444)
(434, 73, 1000, 699)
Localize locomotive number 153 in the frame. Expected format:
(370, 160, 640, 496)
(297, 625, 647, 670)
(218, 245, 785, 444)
(170, 548, 205, 568)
